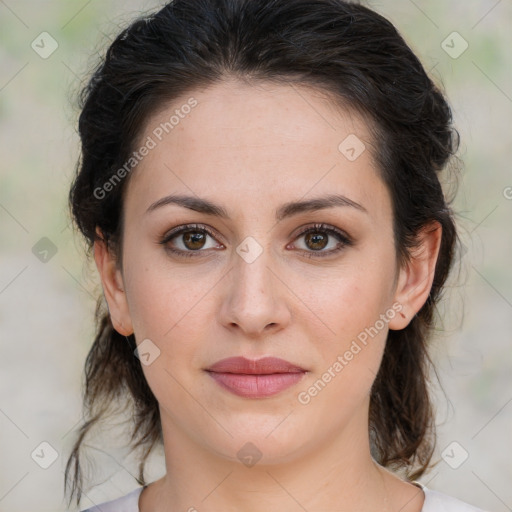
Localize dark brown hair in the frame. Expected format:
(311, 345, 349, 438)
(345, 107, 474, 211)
(65, 0, 461, 507)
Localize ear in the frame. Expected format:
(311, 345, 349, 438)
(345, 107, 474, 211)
(388, 221, 442, 330)
(93, 227, 134, 336)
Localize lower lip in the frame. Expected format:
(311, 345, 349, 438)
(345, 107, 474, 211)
(206, 371, 306, 398)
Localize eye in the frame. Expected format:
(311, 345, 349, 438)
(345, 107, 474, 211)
(291, 223, 353, 258)
(159, 224, 224, 258)
(159, 222, 353, 259)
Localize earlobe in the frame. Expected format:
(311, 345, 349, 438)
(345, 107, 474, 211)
(388, 221, 442, 331)
(93, 227, 134, 336)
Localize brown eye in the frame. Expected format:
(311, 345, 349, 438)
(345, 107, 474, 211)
(159, 224, 223, 258)
(304, 232, 329, 251)
(293, 223, 353, 258)
(182, 231, 208, 250)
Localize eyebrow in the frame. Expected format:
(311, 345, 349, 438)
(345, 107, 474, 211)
(145, 193, 368, 221)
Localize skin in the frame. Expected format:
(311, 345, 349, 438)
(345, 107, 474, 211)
(94, 78, 441, 512)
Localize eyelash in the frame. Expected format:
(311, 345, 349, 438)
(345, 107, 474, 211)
(158, 223, 353, 259)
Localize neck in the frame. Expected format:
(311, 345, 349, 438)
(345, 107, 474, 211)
(144, 405, 399, 512)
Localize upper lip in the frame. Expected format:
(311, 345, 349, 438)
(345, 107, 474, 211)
(206, 356, 306, 374)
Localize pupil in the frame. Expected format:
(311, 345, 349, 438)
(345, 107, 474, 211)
(307, 232, 327, 250)
(184, 232, 205, 250)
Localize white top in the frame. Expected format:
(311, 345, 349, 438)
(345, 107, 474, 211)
(80, 483, 489, 511)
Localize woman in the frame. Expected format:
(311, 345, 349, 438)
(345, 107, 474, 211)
(65, 0, 487, 510)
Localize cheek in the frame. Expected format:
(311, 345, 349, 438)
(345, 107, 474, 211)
(295, 277, 391, 418)
(124, 263, 211, 403)
(123, 244, 213, 336)
(123, 256, 221, 391)
(307, 264, 394, 343)
(299, 260, 395, 395)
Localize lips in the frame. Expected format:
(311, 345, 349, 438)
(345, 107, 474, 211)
(205, 356, 307, 398)
(206, 356, 307, 374)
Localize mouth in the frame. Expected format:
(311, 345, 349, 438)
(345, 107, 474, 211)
(205, 356, 308, 398)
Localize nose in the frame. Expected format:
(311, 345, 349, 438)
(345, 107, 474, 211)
(218, 243, 291, 337)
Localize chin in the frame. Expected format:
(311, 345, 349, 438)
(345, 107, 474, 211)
(202, 418, 315, 467)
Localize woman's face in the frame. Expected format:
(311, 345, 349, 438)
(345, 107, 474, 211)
(97, 79, 434, 467)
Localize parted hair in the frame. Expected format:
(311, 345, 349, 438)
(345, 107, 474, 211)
(65, 0, 460, 507)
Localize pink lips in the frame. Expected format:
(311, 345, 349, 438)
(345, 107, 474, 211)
(205, 356, 307, 398)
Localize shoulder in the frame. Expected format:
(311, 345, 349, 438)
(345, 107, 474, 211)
(422, 487, 489, 512)
(78, 484, 489, 512)
(79, 486, 144, 512)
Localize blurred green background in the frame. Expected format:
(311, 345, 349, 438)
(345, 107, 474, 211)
(0, 1, 511, 511)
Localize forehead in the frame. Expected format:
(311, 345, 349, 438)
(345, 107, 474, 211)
(125, 79, 390, 220)
(140, 79, 369, 153)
